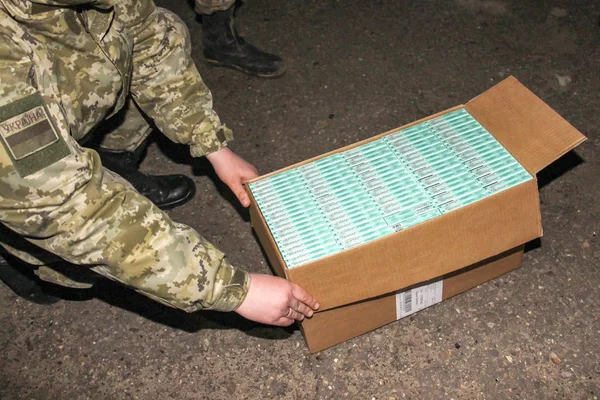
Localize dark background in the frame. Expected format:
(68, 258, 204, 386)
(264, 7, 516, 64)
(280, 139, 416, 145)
(1, 0, 598, 399)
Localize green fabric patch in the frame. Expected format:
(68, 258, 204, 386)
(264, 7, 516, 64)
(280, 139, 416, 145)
(216, 128, 227, 144)
(229, 267, 248, 287)
(0, 93, 70, 177)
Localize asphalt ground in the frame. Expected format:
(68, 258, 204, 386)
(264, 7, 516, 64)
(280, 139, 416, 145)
(1, 0, 599, 399)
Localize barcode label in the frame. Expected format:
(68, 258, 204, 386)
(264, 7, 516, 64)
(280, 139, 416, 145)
(395, 280, 443, 320)
(403, 290, 413, 314)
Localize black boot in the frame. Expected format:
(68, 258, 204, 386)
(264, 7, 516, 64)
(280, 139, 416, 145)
(202, 7, 286, 78)
(0, 257, 60, 305)
(95, 146, 196, 210)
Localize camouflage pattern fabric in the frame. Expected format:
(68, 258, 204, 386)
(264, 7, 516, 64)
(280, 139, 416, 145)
(0, 0, 249, 312)
(193, 0, 235, 15)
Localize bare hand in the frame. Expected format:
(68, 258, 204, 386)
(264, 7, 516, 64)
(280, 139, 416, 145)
(206, 147, 259, 207)
(235, 273, 320, 326)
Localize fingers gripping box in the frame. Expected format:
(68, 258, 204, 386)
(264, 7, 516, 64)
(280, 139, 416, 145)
(246, 77, 586, 352)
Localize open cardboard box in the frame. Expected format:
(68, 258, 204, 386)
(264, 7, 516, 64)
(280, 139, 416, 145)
(246, 77, 586, 352)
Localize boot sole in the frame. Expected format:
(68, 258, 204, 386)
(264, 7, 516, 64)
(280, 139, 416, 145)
(204, 58, 287, 79)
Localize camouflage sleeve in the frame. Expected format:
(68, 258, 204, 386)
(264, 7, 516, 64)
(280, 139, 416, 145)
(0, 26, 249, 312)
(116, 2, 233, 158)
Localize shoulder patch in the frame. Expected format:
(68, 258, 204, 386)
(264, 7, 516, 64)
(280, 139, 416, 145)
(0, 93, 70, 177)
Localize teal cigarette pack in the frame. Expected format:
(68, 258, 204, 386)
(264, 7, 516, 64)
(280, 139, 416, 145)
(249, 108, 532, 269)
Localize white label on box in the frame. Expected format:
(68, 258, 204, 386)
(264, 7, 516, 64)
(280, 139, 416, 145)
(395, 280, 443, 320)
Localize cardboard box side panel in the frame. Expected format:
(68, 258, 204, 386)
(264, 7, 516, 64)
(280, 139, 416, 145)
(302, 246, 524, 353)
(441, 245, 523, 296)
(288, 179, 541, 311)
(465, 76, 586, 175)
(301, 294, 396, 353)
(246, 105, 465, 184)
(249, 204, 289, 279)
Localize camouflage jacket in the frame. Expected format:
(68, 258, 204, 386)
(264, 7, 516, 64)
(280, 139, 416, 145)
(0, 0, 250, 312)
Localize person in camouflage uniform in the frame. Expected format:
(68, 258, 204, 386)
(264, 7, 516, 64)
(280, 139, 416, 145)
(193, 0, 285, 78)
(0, 0, 317, 326)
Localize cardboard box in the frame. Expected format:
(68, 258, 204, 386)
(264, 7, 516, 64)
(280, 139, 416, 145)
(246, 76, 586, 352)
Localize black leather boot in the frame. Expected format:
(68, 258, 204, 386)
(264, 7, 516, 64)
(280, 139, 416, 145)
(202, 7, 286, 78)
(0, 257, 60, 305)
(95, 146, 196, 210)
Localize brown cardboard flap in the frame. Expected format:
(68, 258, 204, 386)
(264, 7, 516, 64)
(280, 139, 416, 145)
(301, 245, 524, 353)
(465, 76, 586, 175)
(287, 179, 542, 311)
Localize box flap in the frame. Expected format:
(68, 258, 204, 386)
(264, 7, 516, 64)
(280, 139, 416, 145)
(301, 245, 524, 353)
(465, 76, 586, 175)
(286, 179, 542, 311)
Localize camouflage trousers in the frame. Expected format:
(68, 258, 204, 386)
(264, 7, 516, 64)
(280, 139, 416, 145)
(194, 0, 236, 15)
(96, 96, 156, 152)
